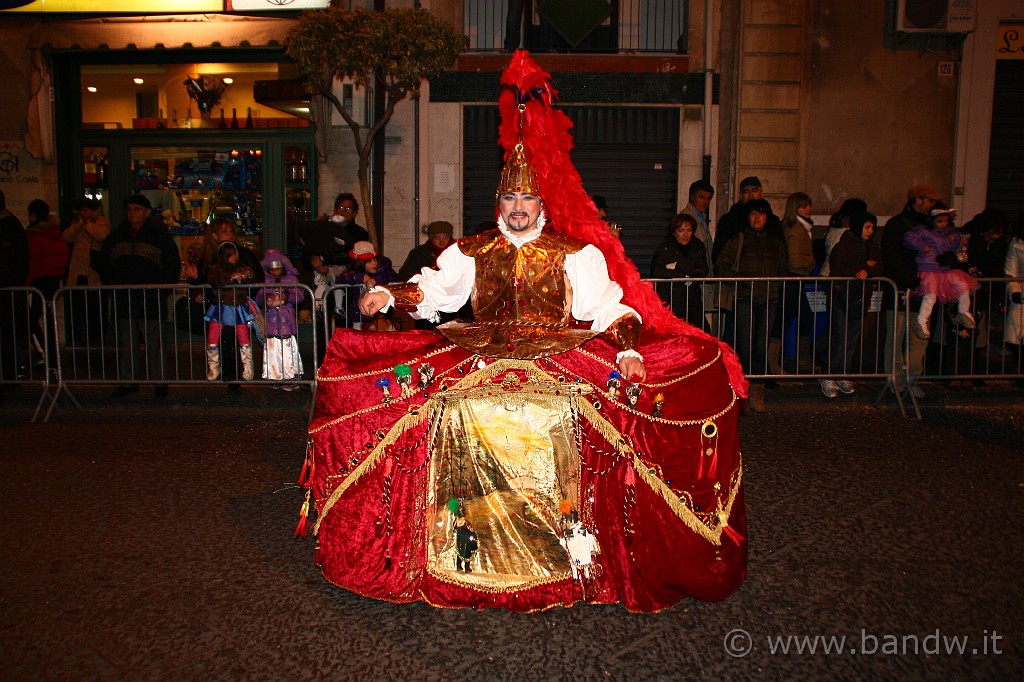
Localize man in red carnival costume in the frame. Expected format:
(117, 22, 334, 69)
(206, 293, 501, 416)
(300, 52, 748, 612)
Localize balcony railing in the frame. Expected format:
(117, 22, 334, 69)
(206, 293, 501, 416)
(465, 0, 689, 54)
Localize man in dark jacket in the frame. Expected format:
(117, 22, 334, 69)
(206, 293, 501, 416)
(880, 183, 939, 397)
(99, 194, 181, 398)
(712, 176, 782, 263)
(398, 220, 455, 280)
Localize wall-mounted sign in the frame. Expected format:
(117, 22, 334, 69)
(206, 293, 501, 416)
(0, 1, 222, 11)
(228, 1, 329, 9)
(996, 24, 1024, 60)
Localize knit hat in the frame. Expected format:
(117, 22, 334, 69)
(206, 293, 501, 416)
(349, 241, 377, 260)
(929, 207, 956, 219)
(426, 220, 454, 235)
(739, 176, 762, 191)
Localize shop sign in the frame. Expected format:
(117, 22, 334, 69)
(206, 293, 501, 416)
(0, 0, 331, 10)
(0, 1, 222, 11)
(997, 24, 1024, 60)
(227, 1, 329, 9)
(0, 141, 44, 219)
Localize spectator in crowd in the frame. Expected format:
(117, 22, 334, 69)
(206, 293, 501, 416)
(398, 220, 454, 280)
(881, 183, 939, 398)
(960, 208, 1009, 375)
(204, 241, 259, 382)
(62, 196, 111, 344)
(24, 199, 68, 366)
(299, 192, 370, 276)
(1004, 213, 1024, 373)
(256, 250, 305, 389)
(593, 195, 621, 239)
(819, 198, 868, 277)
(98, 194, 181, 398)
(903, 205, 980, 340)
(681, 179, 717, 329)
(713, 176, 781, 264)
(819, 211, 883, 398)
(0, 190, 28, 385)
(650, 212, 709, 330)
(338, 241, 399, 330)
(715, 198, 789, 411)
(774, 191, 817, 373)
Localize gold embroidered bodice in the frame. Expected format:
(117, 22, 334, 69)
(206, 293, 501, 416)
(460, 229, 587, 324)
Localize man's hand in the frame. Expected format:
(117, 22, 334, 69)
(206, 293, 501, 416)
(182, 262, 198, 280)
(618, 355, 646, 382)
(359, 290, 391, 317)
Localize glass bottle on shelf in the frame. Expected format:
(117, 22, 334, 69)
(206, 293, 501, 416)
(184, 105, 193, 129)
(156, 108, 165, 129)
(245, 107, 254, 128)
(171, 109, 179, 128)
(297, 152, 309, 181)
(230, 108, 239, 129)
(96, 153, 108, 187)
(218, 108, 227, 129)
(287, 153, 298, 182)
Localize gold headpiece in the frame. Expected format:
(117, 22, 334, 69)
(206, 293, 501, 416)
(496, 105, 538, 196)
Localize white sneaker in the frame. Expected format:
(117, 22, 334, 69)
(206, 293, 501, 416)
(835, 380, 855, 394)
(913, 321, 931, 339)
(820, 379, 839, 398)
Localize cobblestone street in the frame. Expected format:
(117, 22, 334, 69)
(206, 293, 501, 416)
(1, 382, 1020, 680)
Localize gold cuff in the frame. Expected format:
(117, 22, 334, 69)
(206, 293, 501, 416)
(602, 314, 641, 353)
(383, 282, 424, 310)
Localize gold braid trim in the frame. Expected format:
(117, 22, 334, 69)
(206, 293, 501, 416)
(316, 344, 461, 382)
(632, 462, 744, 546)
(571, 396, 743, 545)
(568, 346, 723, 389)
(314, 406, 433, 533)
(547, 355, 737, 426)
(382, 281, 424, 310)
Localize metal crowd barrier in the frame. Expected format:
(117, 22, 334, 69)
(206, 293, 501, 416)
(9, 277, 1022, 423)
(0, 286, 51, 421)
(41, 283, 317, 422)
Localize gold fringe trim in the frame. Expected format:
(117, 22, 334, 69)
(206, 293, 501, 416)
(632, 462, 743, 546)
(425, 562, 573, 594)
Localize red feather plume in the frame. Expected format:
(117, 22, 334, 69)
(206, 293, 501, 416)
(496, 51, 747, 395)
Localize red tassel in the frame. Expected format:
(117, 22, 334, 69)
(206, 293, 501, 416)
(297, 439, 315, 487)
(293, 489, 311, 538)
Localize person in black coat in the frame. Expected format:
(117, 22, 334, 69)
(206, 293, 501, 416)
(99, 194, 181, 397)
(650, 212, 709, 330)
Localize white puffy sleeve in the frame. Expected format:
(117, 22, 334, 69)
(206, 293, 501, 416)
(386, 244, 475, 321)
(564, 244, 642, 331)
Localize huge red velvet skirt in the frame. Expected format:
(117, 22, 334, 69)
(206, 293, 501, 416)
(306, 328, 747, 612)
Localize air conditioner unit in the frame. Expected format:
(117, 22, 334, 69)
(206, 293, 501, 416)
(330, 78, 369, 127)
(895, 0, 976, 33)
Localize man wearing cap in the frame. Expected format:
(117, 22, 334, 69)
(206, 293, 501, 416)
(712, 176, 782, 264)
(398, 220, 455, 281)
(880, 183, 941, 397)
(99, 194, 181, 398)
